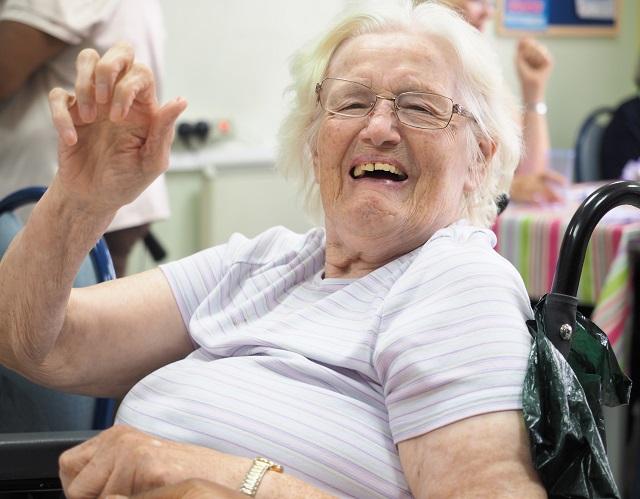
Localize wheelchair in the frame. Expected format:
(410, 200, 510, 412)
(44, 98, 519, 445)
(0, 182, 639, 497)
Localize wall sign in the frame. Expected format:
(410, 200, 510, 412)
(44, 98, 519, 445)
(497, 0, 620, 37)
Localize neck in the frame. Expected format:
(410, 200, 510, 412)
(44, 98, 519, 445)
(323, 224, 425, 279)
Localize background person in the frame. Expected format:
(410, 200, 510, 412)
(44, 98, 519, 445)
(433, 0, 566, 203)
(0, 0, 169, 276)
(0, 2, 545, 497)
(600, 54, 640, 180)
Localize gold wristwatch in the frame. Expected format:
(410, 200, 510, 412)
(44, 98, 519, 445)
(239, 457, 284, 497)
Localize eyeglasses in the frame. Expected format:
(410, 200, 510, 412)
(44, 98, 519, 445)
(315, 77, 476, 130)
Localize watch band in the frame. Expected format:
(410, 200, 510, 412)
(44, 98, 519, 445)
(239, 457, 284, 497)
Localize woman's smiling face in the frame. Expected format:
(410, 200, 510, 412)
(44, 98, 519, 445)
(313, 31, 478, 254)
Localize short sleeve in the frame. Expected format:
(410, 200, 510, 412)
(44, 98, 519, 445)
(159, 232, 253, 329)
(159, 226, 322, 330)
(0, 0, 118, 44)
(373, 227, 533, 444)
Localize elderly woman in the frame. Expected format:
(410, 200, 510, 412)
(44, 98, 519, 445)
(0, 1, 546, 498)
(434, 0, 565, 204)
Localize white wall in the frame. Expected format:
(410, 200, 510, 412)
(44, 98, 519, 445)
(160, 1, 638, 150)
(159, 0, 345, 148)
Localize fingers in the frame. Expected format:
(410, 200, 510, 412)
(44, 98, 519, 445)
(538, 185, 563, 204)
(142, 97, 188, 166)
(533, 171, 565, 204)
(517, 37, 552, 70)
(64, 455, 114, 499)
(541, 169, 568, 185)
(73, 42, 137, 123)
(48, 87, 79, 146)
(95, 42, 135, 104)
(110, 63, 157, 122)
(59, 432, 103, 492)
(75, 48, 100, 122)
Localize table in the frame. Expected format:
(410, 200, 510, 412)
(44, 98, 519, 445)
(492, 184, 640, 362)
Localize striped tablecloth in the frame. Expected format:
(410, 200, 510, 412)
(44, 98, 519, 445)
(493, 196, 640, 359)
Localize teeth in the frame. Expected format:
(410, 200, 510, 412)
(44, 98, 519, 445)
(352, 162, 404, 178)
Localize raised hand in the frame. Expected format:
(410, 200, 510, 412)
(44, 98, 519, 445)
(48, 42, 187, 216)
(515, 37, 553, 103)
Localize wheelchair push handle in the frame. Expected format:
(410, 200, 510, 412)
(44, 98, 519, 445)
(544, 181, 640, 358)
(552, 180, 640, 297)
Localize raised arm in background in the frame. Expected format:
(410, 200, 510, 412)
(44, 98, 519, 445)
(515, 37, 552, 175)
(510, 37, 566, 203)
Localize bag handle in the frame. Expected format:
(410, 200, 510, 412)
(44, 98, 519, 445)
(545, 180, 640, 357)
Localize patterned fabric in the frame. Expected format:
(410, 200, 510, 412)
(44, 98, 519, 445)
(116, 223, 533, 498)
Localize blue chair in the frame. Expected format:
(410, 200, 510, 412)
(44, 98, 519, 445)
(574, 107, 614, 183)
(0, 186, 116, 432)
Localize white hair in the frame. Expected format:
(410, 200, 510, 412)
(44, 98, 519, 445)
(276, 0, 521, 227)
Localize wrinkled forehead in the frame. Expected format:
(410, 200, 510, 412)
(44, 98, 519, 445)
(325, 30, 460, 95)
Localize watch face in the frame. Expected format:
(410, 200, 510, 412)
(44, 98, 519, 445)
(533, 102, 548, 115)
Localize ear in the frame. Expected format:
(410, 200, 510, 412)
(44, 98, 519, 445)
(464, 136, 496, 192)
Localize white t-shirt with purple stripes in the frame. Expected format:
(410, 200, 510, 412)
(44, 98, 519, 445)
(116, 221, 534, 498)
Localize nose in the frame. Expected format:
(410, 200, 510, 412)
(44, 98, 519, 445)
(359, 98, 401, 147)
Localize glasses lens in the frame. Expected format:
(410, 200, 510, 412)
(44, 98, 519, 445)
(319, 79, 376, 117)
(396, 92, 453, 129)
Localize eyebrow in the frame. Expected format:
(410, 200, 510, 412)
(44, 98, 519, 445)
(327, 76, 446, 96)
(392, 78, 445, 95)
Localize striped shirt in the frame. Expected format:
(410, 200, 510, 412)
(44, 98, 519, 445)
(115, 222, 534, 498)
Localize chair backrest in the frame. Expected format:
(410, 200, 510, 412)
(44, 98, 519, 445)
(574, 107, 614, 182)
(0, 187, 116, 432)
(0, 430, 97, 492)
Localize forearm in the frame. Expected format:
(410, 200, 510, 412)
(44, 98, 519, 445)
(518, 106, 550, 175)
(516, 37, 552, 176)
(0, 178, 114, 373)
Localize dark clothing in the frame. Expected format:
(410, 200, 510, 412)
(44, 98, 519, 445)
(600, 95, 640, 179)
(103, 223, 150, 277)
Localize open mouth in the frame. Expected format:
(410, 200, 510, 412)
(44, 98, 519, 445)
(350, 162, 408, 181)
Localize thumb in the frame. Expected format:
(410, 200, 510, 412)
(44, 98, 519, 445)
(143, 97, 188, 165)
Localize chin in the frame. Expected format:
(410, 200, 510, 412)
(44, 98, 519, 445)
(344, 198, 399, 236)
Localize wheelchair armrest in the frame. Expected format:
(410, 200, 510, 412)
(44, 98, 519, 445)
(0, 430, 98, 492)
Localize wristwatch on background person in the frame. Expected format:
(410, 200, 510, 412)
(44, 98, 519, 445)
(526, 101, 548, 115)
(239, 457, 284, 496)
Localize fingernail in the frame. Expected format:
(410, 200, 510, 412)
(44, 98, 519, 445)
(110, 103, 123, 121)
(64, 129, 77, 145)
(96, 83, 109, 104)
